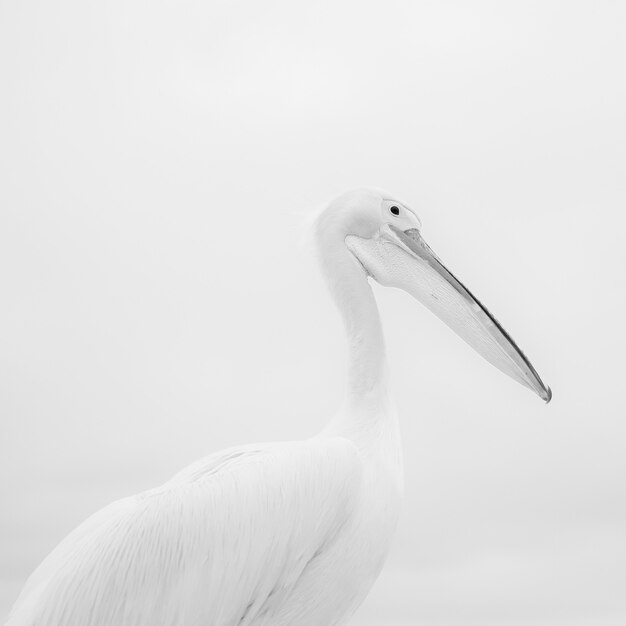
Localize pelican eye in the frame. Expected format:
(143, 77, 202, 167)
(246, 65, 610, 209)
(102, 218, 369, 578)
(390, 206, 400, 216)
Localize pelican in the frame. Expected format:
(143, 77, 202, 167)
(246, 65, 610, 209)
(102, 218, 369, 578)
(6, 188, 551, 625)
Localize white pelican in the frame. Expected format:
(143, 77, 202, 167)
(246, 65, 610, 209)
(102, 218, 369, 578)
(6, 188, 550, 625)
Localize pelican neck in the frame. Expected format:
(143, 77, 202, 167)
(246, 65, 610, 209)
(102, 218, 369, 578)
(318, 233, 390, 414)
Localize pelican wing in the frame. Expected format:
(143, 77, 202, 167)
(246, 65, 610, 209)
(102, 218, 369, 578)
(7, 437, 362, 626)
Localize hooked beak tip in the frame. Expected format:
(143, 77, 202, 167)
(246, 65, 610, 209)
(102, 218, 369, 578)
(543, 386, 553, 404)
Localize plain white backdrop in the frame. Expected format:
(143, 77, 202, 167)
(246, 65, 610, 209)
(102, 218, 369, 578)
(1, 1, 625, 623)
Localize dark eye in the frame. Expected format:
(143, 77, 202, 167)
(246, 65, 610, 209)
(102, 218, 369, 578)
(390, 206, 400, 216)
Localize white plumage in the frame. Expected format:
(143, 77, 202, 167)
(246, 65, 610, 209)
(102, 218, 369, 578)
(9, 437, 401, 625)
(7, 188, 548, 625)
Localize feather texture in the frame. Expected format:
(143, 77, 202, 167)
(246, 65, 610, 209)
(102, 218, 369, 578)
(7, 437, 391, 626)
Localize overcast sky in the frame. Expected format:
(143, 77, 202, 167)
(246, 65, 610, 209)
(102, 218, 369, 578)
(1, 1, 625, 623)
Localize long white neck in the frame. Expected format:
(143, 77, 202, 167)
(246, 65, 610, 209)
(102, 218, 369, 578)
(317, 230, 391, 421)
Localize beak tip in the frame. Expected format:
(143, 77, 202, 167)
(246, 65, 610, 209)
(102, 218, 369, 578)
(542, 385, 553, 404)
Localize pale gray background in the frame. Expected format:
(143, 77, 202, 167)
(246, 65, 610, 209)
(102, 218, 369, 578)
(1, 1, 625, 624)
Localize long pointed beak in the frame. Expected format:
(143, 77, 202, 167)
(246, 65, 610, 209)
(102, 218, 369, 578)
(386, 225, 551, 402)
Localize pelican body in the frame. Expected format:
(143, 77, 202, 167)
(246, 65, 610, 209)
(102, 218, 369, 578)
(6, 189, 550, 625)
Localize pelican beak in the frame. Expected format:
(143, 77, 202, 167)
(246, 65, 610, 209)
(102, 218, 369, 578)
(350, 224, 551, 402)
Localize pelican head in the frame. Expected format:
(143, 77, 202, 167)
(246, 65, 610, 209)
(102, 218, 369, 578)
(316, 188, 551, 402)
